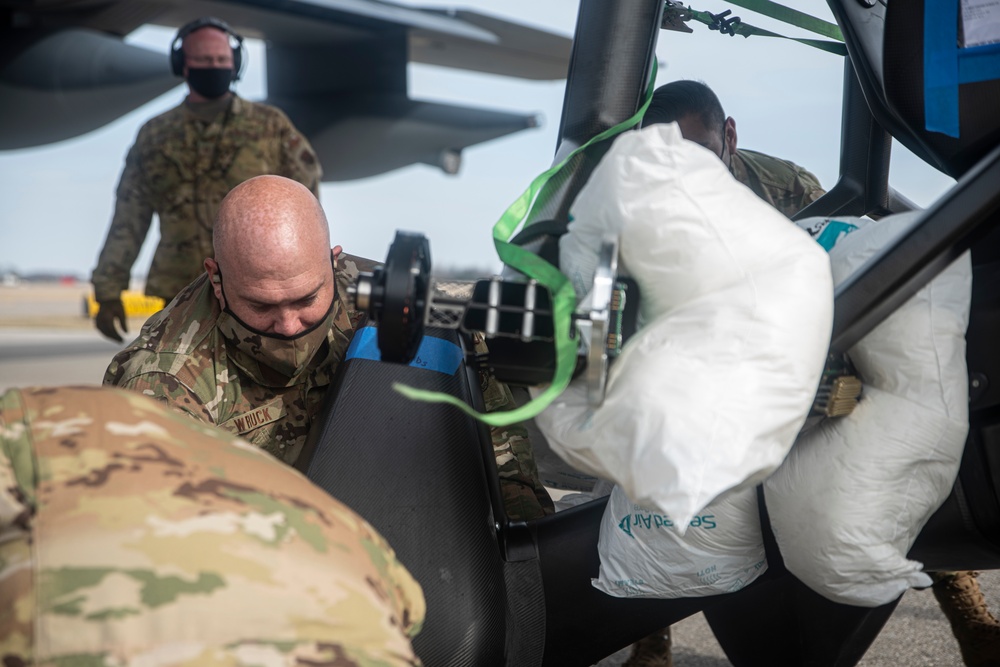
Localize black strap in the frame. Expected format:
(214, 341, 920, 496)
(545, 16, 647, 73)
(509, 218, 571, 248)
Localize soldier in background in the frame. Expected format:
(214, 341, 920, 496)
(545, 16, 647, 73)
(91, 16, 321, 342)
(0, 385, 425, 665)
(642, 79, 825, 220)
(104, 174, 553, 521)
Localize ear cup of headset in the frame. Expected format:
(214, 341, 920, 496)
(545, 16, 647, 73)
(169, 17, 245, 81)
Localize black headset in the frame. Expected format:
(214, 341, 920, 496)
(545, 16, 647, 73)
(169, 17, 246, 81)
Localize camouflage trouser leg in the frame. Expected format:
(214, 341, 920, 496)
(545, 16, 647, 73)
(482, 371, 555, 522)
(490, 421, 556, 521)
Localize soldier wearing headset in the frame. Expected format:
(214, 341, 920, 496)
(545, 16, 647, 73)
(91, 17, 322, 342)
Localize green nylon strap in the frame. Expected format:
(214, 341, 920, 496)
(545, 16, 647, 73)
(394, 62, 659, 427)
(722, 0, 844, 41)
(685, 5, 847, 56)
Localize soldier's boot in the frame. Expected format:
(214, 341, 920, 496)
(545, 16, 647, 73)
(622, 627, 672, 667)
(931, 570, 1000, 667)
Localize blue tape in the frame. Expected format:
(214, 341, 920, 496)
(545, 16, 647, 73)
(346, 326, 464, 375)
(924, 0, 1000, 138)
(924, 0, 960, 137)
(958, 42, 1000, 83)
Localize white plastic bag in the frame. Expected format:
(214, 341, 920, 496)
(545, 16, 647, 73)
(765, 213, 972, 607)
(534, 122, 834, 528)
(593, 485, 767, 598)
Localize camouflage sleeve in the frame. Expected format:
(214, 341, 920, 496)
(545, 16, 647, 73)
(474, 335, 555, 521)
(0, 385, 425, 667)
(276, 112, 323, 197)
(0, 389, 34, 661)
(0, 388, 35, 511)
(790, 166, 827, 216)
(91, 135, 156, 302)
(113, 371, 215, 425)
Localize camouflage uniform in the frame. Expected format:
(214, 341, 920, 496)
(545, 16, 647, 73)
(91, 95, 322, 303)
(105, 259, 553, 520)
(104, 256, 367, 466)
(474, 335, 556, 522)
(731, 148, 826, 219)
(0, 385, 424, 666)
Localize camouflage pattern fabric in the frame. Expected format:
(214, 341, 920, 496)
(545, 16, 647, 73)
(473, 334, 555, 522)
(91, 95, 323, 303)
(731, 148, 826, 219)
(104, 256, 368, 466)
(0, 385, 424, 666)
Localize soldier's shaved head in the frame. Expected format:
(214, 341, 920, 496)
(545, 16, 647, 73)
(206, 175, 337, 336)
(215, 175, 330, 271)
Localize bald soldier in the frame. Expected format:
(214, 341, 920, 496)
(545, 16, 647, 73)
(91, 16, 322, 343)
(105, 175, 553, 520)
(0, 385, 424, 665)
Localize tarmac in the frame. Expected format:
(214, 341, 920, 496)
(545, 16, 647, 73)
(1, 282, 996, 666)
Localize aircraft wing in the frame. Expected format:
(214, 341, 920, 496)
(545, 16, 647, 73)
(0, 0, 572, 179)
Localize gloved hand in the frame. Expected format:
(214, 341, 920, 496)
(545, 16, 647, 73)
(95, 299, 127, 342)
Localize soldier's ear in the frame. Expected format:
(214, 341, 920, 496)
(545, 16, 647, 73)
(204, 258, 225, 308)
(724, 116, 738, 155)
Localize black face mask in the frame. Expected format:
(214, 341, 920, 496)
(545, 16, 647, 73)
(187, 68, 233, 99)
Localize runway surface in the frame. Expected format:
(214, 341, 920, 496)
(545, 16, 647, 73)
(2, 283, 996, 665)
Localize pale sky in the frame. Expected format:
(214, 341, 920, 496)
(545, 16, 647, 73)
(0, 0, 956, 281)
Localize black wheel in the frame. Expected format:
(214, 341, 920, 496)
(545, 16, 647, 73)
(378, 231, 431, 363)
